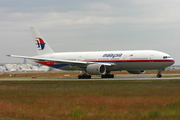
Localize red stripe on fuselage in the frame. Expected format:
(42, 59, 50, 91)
(35, 59, 174, 66)
(36, 61, 55, 66)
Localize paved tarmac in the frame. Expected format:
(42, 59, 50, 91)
(0, 74, 180, 81)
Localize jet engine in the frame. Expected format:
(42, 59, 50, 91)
(86, 64, 106, 75)
(127, 70, 145, 74)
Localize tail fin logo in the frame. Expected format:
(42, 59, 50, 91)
(35, 38, 46, 50)
(19, 66, 22, 70)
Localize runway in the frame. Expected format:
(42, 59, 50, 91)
(0, 74, 180, 81)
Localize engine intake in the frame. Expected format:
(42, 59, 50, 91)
(127, 70, 145, 74)
(86, 64, 106, 75)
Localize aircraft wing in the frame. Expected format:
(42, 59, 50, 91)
(7, 55, 113, 67)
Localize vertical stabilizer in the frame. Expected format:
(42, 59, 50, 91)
(30, 27, 54, 55)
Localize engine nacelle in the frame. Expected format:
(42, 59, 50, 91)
(127, 70, 145, 74)
(86, 64, 106, 75)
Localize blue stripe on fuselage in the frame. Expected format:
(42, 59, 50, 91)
(50, 64, 69, 68)
(47, 60, 174, 68)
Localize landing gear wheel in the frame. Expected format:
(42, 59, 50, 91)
(157, 69, 163, 78)
(78, 74, 91, 79)
(101, 73, 114, 79)
(78, 75, 82, 79)
(111, 74, 114, 78)
(101, 75, 105, 78)
(107, 74, 111, 78)
(88, 75, 91, 79)
(157, 74, 162, 78)
(82, 74, 85, 79)
(84, 75, 87, 79)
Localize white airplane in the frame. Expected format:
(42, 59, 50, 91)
(30, 66, 49, 72)
(0, 66, 3, 73)
(8, 27, 175, 79)
(18, 66, 35, 72)
(4, 65, 16, 73)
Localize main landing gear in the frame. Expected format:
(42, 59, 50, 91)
(157, 69, 162, 78)
(101, 72, 114, 78)
(78, 74, 91, 79)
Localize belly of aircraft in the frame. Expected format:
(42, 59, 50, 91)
(107, 61, 173, 71)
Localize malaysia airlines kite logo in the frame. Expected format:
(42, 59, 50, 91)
(35, 38, 46, 50)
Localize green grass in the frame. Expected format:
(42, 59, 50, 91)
(0, 79, 180, 119)
(68, 108, 84, 117)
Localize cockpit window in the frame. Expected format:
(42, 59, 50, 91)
(163, 56, 171, 59)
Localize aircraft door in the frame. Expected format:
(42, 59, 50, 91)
(149, 55, 154, 62)
(78, 56, 83, 61)
(123, 55, 127, 62)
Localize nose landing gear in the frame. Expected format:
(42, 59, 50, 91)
(157, 73, 162, 78)
(157, 69, 163, 78)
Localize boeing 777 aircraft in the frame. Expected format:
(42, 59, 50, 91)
(8, 27, 175, 79)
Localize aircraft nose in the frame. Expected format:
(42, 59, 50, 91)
(171, 58, 175, 65)
(173, 58, 175, 63)
(164, 58, 175, 68)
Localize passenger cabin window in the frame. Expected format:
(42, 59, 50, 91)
(163, 56, 171, 59)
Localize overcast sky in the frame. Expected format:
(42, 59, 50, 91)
(1, 0, 180, 64)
